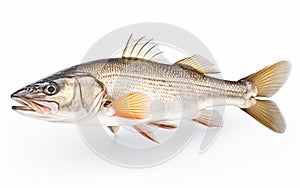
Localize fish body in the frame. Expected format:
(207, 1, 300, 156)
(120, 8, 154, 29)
(11, 35, 291, 143)
(74, 58, 253, 120)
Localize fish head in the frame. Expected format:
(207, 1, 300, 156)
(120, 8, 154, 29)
(11, 73, 106, 123)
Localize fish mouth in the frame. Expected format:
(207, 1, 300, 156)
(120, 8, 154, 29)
(11, 97, 52, 113)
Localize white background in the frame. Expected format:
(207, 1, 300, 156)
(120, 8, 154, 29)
(0, 0, 299, 187)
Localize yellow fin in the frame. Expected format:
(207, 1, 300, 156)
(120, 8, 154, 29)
(122, 34, 164, 61)
(112, 92, 150, 120)
(242, 100, 286, 133)
(133, 124, 159, 143)
(241, 61, 291, 97)
(175, 55, 220, 74)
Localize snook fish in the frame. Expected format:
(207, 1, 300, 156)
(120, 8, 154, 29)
(11, 35, 291, 143)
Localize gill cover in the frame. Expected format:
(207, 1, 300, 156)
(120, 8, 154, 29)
(73, 74, 106, 113)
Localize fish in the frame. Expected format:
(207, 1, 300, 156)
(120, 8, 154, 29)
(11, 35, 291, 143)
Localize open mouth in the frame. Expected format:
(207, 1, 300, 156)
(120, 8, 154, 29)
(12, 97, 51, 113)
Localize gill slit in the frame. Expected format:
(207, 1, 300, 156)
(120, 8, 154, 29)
(75, 77, 85, 109)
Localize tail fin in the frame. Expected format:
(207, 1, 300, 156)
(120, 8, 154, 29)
(242, 100, 286, 133)
(240, 61, 291, 133)
(242, 61, 291, 97)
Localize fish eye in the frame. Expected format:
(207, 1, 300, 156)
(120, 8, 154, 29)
(44, 82, 59, 95)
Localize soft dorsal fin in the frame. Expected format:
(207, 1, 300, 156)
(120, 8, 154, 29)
(175, 55, 220, 74)
(122, 34, 164, 61)
(112, 92, 150, 120)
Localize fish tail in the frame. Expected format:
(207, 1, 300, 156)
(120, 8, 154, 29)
(240, 61, 291, 133)
(242, 61, 291, 97)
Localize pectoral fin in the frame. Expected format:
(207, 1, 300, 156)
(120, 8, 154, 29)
(133, 124, 159, 143)
(112, 92, 150, 120)
(192, 109, 223, 127)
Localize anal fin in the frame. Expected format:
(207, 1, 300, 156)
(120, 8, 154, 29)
(191, 109, 223, 153)
(192, 109, 223, 127)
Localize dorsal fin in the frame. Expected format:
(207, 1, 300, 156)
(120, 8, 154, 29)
(175, 55, 220, 74)
(122, 34, 164, 61)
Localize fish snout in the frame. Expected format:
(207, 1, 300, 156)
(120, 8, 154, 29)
(11, 84, 33, 98)
(11, 86, 47, 113)
(11, 88, 24, 99)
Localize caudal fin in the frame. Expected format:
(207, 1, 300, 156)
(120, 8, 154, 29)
(242, 100, 286, 133)
(242, 61, 291, 97)
(240, 61, 291, 133)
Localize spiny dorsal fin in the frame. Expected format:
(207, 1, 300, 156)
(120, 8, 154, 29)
(112, 92, 150, 120)
(122, 34, 164, 61)
(175, 55, 220, 74)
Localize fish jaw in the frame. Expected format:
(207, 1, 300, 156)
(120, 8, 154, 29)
(11, 95, 57, 115)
